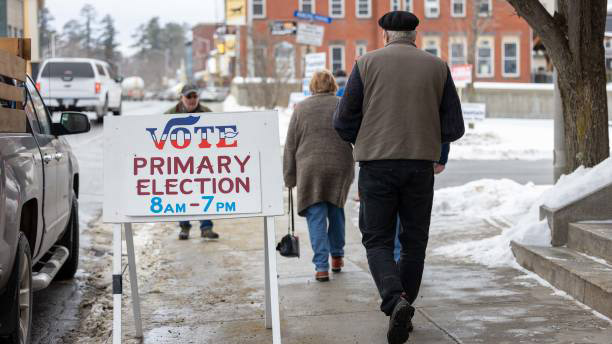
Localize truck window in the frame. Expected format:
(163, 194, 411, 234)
(96, 64, 106, 76)
(40, 62, 95, 78)
(25, 79, 52, 135)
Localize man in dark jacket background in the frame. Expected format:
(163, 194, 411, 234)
(165, 84, 220, 241)
(333, 11, 464, 344)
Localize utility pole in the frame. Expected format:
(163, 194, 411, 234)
(552, 0, 566, 182)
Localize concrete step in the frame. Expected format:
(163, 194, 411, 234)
(511, 241, 612, 318)
(568, 222, 612, 264)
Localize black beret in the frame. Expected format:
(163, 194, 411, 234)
(378, 11, 419, 31)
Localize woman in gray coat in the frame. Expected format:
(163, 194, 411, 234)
(283, 70, 355, 282)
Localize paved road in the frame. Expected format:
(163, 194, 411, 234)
(435, 159, 553, 189)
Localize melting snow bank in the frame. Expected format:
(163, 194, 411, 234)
(434, 157, 612, 268)
(222, 95, 292, 145)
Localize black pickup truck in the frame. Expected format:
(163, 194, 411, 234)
(0, 75, 90, 344)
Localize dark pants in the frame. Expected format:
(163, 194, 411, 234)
(358, 160, 434, 316)
(179, 220, 213, 230)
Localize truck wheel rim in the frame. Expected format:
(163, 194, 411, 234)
(18, 250, 31, 343)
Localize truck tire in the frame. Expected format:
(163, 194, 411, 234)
(112, 100, 122, 116)
(55, 193, 79, 280)
(96, 97, 108, 124)
(0, 233, 32, 344)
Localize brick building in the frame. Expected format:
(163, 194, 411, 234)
(192, 23, 220, 72)
(235, 0, 532, 83)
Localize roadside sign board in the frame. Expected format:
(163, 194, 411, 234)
(303, 52, 326, 94)
(226, 0, 247, 26)
(293, 10, 333, 24)
(451, 64, 473, 87)
(270, 21, 297, 35)
(296, 23, 325, 47)
(304, 52, 326, 78)
(462, 103, 486, 121)
(103, 111, 284, 223)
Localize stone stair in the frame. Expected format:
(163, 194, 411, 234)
(511, 182, 612, 319)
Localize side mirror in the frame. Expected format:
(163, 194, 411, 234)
(116, 76, 124, 83)
(52, 112, 91, 136)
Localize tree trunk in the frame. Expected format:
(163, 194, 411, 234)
(507, 0, 610, 173)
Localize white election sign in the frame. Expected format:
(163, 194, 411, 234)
(304, 52, 326, 78)
(462, 103, 486, 121)
(296, 23, 325, 47)
(103, 111, 284, 223)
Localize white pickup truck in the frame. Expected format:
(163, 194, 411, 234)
(36, 58, 123, 123)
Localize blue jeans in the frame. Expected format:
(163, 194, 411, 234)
(303, 202, 346, 272)
(179, 220, 213, 230)
(394, 215, 401, 262)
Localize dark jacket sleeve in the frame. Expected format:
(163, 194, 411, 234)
(440, 66, 465, 143)
(438, 143, 450, 165)
(333, 64, 364, 144)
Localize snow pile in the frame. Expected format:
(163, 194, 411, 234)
(450, 119, 553, 160)
(222, 94, 258, 112)
(435, 157, 612, 267)
(543, 157, 612, 208)
(433, 179, 547, 217)
(222, 95, 293, 145)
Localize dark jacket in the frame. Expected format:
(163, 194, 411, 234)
(164, 102, 212, 114)
(283, 93, 355, 215)
(333, 39, 464, 162)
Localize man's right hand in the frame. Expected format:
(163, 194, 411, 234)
(434, 163, 445, 175)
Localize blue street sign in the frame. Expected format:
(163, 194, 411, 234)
(293, 10, 333, 24)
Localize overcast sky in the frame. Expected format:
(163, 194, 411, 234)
(46, 0, 225, 55)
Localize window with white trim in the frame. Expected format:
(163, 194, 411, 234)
(502, 37, 520, 77)
(404, 0, 413, 11)
(451, 0, 465, 17)
(477, 0, 492, 17)
(300, 0, 314, 13)
(252, 0, 265, 18)
(330, 0, 345, 17)
(390, 0, 400, 11)
(275, 42, 295, 78)
(476, 36, 494, 78)
(356, 43, 367, 58)
(423, 37, 440, 57)
(330, 45, 345, 73)
(449, 37, 467, 66)
(356, 0, 372, 18)
(424, 0, 440, 18)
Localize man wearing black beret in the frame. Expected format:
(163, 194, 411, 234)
(333, 10, 465, 344)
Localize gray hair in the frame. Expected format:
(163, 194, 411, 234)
(386, 30, 417, 43)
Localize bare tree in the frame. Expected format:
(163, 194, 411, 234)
(506, 0, 610, 172)
(244, 32, 297, 109)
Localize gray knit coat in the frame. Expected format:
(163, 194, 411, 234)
(283, 93, 355, 216)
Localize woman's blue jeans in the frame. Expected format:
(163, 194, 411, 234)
(304, 202, 346, 272)
(179, 220, 213, 230)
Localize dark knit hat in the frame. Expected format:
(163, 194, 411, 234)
(378, 11, 419, 31)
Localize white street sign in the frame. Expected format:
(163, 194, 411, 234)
(296, 23, 325, 47)
(462, 103, 486, 121)
(304, 52, 326, 78)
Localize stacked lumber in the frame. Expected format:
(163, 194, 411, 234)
(0, 38, 31, 133)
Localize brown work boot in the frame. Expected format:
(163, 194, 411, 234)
(315, 271, 329, 282)
(331, 256, 344, 273)
(178, 226, 190, 240)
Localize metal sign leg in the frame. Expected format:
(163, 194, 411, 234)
(124, 223, 143, 338)
(112, 224, 122, 344)
(264, 216, 281, 343)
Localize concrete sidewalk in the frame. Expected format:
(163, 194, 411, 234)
(120, 191, 612, 343)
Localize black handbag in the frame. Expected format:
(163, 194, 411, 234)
(276, 188, 300, 258)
